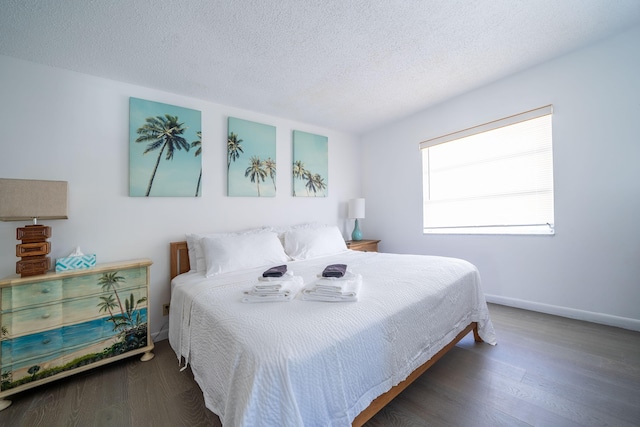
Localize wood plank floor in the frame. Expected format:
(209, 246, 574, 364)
(1, 303, 638, 426)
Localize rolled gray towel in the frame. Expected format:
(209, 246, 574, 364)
(262, 264, 287, 277)
(322, 264, 347, 278)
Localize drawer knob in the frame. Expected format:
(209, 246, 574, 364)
(42, 313, 51, 319)
(41, 288, 50, 294)
(42, 338, 51, 344)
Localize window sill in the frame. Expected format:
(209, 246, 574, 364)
(423, 225, 555, 236)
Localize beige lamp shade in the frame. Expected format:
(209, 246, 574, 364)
(0, 178, 68, 222)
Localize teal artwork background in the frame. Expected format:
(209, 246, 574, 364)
(227, 117, 277, 197)
(129, 97, 202, 197)
(292, 130, 328, 197)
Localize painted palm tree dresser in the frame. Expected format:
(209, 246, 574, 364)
(0, 259, 153, 410)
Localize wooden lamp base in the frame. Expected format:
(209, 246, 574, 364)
(16, 224, 52, 277)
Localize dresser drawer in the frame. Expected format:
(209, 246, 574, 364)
(1, 329, 63, 370)
(62, 286, 148, 324)
(2, 305, 63, 336)
(63, 267, 147, 299)
(1, 280, 62, 311)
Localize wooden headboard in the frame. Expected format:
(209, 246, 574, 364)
(170, 241, 190, 280)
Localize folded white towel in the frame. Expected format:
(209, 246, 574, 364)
(243, 288, 296, 302)
(315, 270, 357, 281)
(242, 276, 304, 303)
(302, 274, 362, 302)
(247, 287, 286, 295)
(258, 270, 295, 282)
(321, 274, 360, 294)
(242, 293, 294, 303)
(253, 282, 286, 292)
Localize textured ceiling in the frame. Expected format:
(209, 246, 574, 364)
(2, 0, 640, 134)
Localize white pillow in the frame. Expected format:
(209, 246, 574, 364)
(283, 226, 348, 260)
(271, 222, 328, 247)
(201, 231, 289, 277)
(186, 232, 218, 272)
(273, 222, 327, 235)
(185, 234, 199, 271)
(186, 227, 267, 272)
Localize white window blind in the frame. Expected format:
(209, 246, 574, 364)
(420, 105, 554, 235)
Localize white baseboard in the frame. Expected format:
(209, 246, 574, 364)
(152, 328, 169, 342)
(485, 294, 640, 332)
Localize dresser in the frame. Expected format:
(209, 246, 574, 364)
(0, 259, 153, 410)
(346, 239, 380, 252)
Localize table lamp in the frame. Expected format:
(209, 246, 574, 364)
(348, 198, 365, 241)
(0, 178, 68, 277)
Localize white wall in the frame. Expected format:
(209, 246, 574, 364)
(361, 26, 640, 330)
(0, 55, 362, 339)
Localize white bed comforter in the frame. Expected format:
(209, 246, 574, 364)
(169, 251, 496, 427)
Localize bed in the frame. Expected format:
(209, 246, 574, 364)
(168, 226, 496, 426)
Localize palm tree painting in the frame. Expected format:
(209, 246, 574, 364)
(228, 132, 244, 169)
(129, 97, 202, 197)
(245, 155, 268, 196)
(227, 117, 276, 197)
(192, 131, 202, 197)
(293, 130, 328, 197)
(263, 157, 277, 192)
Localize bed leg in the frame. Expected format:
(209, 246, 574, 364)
(472, 323, 483, 343)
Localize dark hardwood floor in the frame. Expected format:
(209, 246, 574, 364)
(1, 303, 638, 426)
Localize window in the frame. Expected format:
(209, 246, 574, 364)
(420, 105, 554, 235)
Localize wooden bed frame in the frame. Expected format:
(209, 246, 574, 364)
(169, 241, 483, 426)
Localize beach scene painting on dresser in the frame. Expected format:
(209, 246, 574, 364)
(1, 266, 148, 392)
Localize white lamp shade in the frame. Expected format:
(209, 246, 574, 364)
(0, 178, 68, 221)
(348, 198, 365, 219)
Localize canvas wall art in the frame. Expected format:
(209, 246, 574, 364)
(227, 117, 277, 197)
(129, 97, 202, 197)
(292, 130, 328, 197)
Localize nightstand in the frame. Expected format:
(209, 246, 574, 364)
(346, 239, 380, 252)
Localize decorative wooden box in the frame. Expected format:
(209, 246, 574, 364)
(0, 259, 154, 410)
